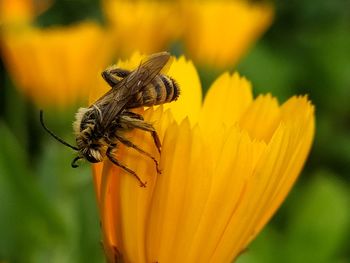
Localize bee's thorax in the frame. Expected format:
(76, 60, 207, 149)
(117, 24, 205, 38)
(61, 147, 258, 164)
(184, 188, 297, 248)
(73, 107, 91, 135)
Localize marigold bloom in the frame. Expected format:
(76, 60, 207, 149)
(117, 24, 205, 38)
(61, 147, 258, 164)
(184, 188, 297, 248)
(92, 54, 315, 262)
(0, 0, 52, 24)
(183, 0, 274, 68)
(102, 0, 180, 55)
(1, 22, 112, 108)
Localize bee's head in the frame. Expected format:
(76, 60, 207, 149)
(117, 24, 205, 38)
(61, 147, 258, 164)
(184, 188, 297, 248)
(101, 70, 109, 83)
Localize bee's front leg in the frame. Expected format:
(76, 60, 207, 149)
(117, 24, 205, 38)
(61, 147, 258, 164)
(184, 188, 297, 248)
(106, 146, 147, 187)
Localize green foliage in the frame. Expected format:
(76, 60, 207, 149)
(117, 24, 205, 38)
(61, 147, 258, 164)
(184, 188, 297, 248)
(36, 0, 104, 27)
(285, 172, 349, 263)
(0, 122, 103, 263)
(237, 172, 350, 263)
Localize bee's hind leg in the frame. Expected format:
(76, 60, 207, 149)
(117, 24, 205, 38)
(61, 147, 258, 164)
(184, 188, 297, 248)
(101, 69, 131, 88)
(115, 135, 161, 174)
(120, 112, 161, 154)
(106, 146, 147, 187)
(122, 111, 144, 120)
(109, 68, 130, 78)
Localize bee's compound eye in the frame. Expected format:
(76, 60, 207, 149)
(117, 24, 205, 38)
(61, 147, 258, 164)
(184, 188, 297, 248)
(101, 71, 107, 81)
(85, 151, 100, 163)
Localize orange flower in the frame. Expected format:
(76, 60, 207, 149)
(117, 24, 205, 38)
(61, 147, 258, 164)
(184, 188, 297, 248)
(1, 22, 112, 108)
(102, 0, 180, 55)
(183, 0, 274, 68)
(92, 53, 315, 262)
(0, 0, 52, 24)
(102, 0, 273, 69)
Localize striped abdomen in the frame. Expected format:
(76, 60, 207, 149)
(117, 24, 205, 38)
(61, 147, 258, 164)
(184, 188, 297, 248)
(126, 74, 180, 109)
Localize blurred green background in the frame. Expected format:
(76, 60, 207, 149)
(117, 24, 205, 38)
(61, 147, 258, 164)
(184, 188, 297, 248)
(0, 0, 349, 262)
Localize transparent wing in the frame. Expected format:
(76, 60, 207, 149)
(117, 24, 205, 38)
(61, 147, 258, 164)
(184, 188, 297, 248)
(93, 52, 171, 131)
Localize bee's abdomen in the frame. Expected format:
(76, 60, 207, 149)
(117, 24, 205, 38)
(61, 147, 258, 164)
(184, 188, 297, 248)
(160, 75, 180, 103)
(127, 75, 180, 108)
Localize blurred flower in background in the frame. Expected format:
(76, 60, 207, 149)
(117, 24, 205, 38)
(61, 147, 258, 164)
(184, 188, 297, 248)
(102, 0, 181, 55)
(182, 0, 274, 68)
(1, 22, 112, 108)
(102, 0, 273, 68)
(0, 0, 52, 24)
(0, 0, 273, 108)
(92, 53, 315, 263)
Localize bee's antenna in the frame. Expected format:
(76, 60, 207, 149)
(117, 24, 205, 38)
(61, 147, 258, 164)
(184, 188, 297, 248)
(39, 110, 79, 151)
(71, 156, 82, 168)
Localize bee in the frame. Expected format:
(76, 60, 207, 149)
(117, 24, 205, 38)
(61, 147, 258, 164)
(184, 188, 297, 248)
(40, 52, 180, 187)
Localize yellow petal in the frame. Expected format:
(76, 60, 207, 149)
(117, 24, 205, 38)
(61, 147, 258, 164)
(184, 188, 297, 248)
(239, 94, 281, 142)
(146, 118, 193, 262)
(208, 98, 315, 262)
(200, 72, 253, 135)
(165, 55, 202, 125)
(160, 124, 213, 262)
(93, 106, 174, 263)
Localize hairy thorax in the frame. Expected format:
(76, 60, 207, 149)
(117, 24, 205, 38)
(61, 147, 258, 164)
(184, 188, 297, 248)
(73, 107, 107, 162)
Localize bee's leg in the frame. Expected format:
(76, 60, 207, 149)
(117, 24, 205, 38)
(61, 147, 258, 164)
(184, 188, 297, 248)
(135, 124, 161, 154)
(115, 135, 161, 174)
(112, 246, 123, 263)
(109, 68, 130, 78)
(101, 69, 131, 87)
(106, 147, 147, 187)
(122, 111, 144, 120)
(119, 113, 161, 154)
(101, 71, 120, 87)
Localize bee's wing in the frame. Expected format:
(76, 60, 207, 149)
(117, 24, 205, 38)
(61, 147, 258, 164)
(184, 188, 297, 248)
(94, 52, 171, 131)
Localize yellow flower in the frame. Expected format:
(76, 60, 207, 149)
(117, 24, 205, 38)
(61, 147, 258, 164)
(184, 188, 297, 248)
(92, 53, 315, 262)
(183, 0, 274, 68)
(102, 0, 273, 68)
(1, 22, 112, 108)
(102, 0, 180, 56)
(0, 0, 52, 24)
